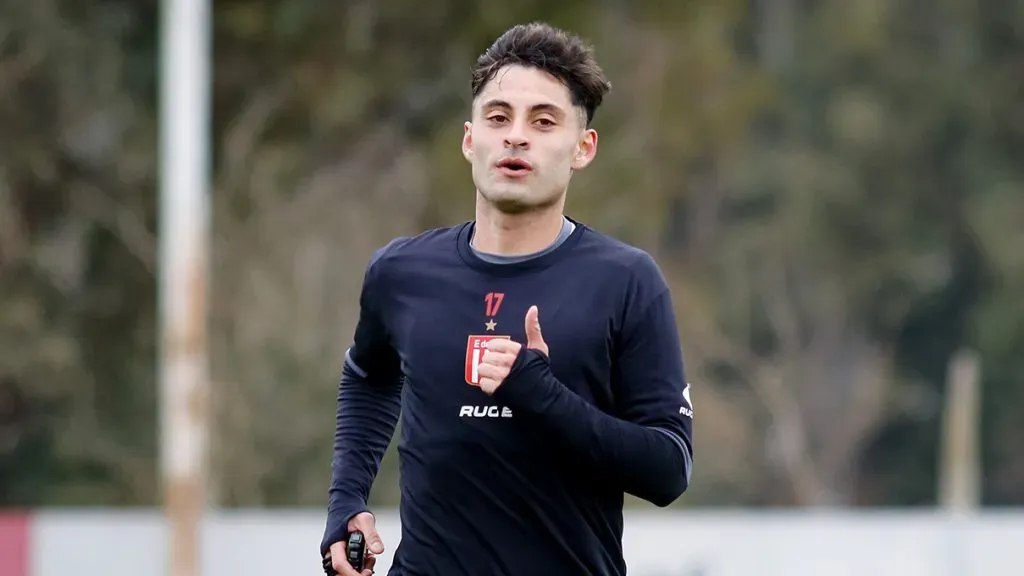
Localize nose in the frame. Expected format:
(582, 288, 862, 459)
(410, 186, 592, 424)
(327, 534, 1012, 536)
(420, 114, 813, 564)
(504, 120, 529, 150)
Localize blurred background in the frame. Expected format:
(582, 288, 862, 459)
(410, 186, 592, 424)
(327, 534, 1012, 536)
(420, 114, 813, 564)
(1, 0, 1023, 574)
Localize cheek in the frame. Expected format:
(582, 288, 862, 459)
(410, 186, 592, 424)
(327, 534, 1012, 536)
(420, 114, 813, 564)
(470, 138, 493, 161)
(544, 146, 576, 175)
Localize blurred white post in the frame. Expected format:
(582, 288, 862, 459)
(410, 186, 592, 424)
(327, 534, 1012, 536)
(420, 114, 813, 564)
(939, 348, 981, 576)
(939, 348, 982, 512)
(159, 1, 211, 576)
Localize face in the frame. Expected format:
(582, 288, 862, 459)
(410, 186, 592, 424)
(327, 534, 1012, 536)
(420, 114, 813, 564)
(462, 65, 599, 214)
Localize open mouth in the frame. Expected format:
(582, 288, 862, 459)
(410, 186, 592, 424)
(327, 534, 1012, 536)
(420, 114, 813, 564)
(496, 158, 533, 173)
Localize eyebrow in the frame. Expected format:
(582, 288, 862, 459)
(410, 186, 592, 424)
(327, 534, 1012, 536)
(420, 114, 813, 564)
(481, 99, 566, 117)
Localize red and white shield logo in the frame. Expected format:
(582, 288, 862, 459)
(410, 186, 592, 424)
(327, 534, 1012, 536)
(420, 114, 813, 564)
(465, 334, 510, 386)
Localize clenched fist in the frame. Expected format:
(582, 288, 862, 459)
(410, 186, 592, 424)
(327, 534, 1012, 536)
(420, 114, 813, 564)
(325, 511, 384, 576)
(477, 305, 549, 395)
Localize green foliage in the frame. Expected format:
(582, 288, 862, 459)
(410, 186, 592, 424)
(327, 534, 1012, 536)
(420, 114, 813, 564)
(1, 0, 1021, 509)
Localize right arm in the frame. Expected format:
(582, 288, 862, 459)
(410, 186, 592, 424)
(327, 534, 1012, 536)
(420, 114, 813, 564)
(321, 246, 403, 557)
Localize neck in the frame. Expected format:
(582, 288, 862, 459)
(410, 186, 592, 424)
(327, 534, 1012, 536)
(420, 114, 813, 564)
(471, 192, 566, 256)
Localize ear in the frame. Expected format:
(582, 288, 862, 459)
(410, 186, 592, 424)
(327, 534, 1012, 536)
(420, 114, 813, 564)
(462, 121, 474, 162)
(571, 128, 598, 170)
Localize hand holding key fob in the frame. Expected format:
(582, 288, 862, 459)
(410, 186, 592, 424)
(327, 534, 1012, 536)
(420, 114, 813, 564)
(322, 530, 367, 575)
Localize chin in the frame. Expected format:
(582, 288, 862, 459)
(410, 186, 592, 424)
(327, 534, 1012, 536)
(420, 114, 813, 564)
(478, 188, 527, 213)
(490, 198, 536, 215)
(481, 186, 561, 215)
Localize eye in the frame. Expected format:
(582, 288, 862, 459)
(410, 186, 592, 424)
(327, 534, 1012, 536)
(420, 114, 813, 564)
(535, 118, 556, 127)
(487, 114, 509, 124)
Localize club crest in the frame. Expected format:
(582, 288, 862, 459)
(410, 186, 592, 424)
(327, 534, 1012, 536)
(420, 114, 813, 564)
(465, 334, 510, 386)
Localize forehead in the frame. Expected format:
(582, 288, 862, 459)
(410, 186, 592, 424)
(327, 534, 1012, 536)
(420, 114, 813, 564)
(476, 64, 573, 110)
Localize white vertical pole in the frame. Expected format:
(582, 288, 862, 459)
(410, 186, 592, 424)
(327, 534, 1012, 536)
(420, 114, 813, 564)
(939, 348, 982, 576)
(159, 0, 211, 575)
(940, 348, 982, 512)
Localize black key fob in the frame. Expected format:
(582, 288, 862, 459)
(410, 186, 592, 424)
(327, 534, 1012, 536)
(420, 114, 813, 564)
(322, 531, 366, 575)
(346, 530, 366, 571)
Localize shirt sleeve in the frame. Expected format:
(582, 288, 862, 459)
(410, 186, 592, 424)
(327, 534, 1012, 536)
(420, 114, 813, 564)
(492, 252, 693, 507)
(321, 243, 404, 556)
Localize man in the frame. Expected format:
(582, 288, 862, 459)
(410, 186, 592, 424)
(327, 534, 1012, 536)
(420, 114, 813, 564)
(321, 21, 694, 576)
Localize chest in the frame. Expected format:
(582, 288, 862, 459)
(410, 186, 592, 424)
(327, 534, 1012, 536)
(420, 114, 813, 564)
(386, 269, 621, 400)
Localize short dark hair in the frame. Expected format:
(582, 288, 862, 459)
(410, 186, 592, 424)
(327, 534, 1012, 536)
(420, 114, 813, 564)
(471, 22, 611, 126)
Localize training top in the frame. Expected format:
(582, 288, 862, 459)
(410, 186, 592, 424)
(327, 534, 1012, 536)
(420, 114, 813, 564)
(321, 218, 694, 576)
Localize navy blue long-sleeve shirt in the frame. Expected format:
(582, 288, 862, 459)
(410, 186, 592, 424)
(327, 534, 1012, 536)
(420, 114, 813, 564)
(322, 218, 694, 575)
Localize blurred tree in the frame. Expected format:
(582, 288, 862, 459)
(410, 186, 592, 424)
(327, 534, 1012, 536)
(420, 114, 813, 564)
(0, 0, 159, 505)
(0, 0, 1021, 511)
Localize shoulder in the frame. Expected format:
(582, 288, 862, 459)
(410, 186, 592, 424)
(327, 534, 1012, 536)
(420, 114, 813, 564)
(575, 225, 667, 287)
(366, 223, 468, 280)
(571, 225, 677, 339)
(570, 224, 672, 320)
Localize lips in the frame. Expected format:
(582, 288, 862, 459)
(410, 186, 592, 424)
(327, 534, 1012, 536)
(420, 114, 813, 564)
(495, 157, 533, 173)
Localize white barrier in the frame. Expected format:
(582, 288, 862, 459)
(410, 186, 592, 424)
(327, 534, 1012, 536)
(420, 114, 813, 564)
(28, 509, 1024, 575)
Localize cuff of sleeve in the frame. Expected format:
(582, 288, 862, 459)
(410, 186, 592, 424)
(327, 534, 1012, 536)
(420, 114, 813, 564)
(320, 506, 370, 556)
(492, 348, 559, 414)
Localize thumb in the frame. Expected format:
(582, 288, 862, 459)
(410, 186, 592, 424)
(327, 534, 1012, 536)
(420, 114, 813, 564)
(525, 305, 545, 350)
(350, 512, 385, 555)
(366, 529, 385, 555)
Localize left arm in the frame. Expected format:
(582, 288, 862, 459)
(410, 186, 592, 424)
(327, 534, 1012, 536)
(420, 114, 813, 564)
(492, 261, 694, 507)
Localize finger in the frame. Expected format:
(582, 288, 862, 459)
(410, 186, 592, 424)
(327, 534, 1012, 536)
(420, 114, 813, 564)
(329, 542, 363, 576)
(365, 529, 384, 555)
(485, 339, 520, 355)
(525, 305, 546, 351)
(331, 557, 363, 576)
(348, 512, 384, 555)
(481, 350, 517, 367)
(478, 377, 498, 392)
(475, 362, 507, 381)
(329, 541, 375, 576)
